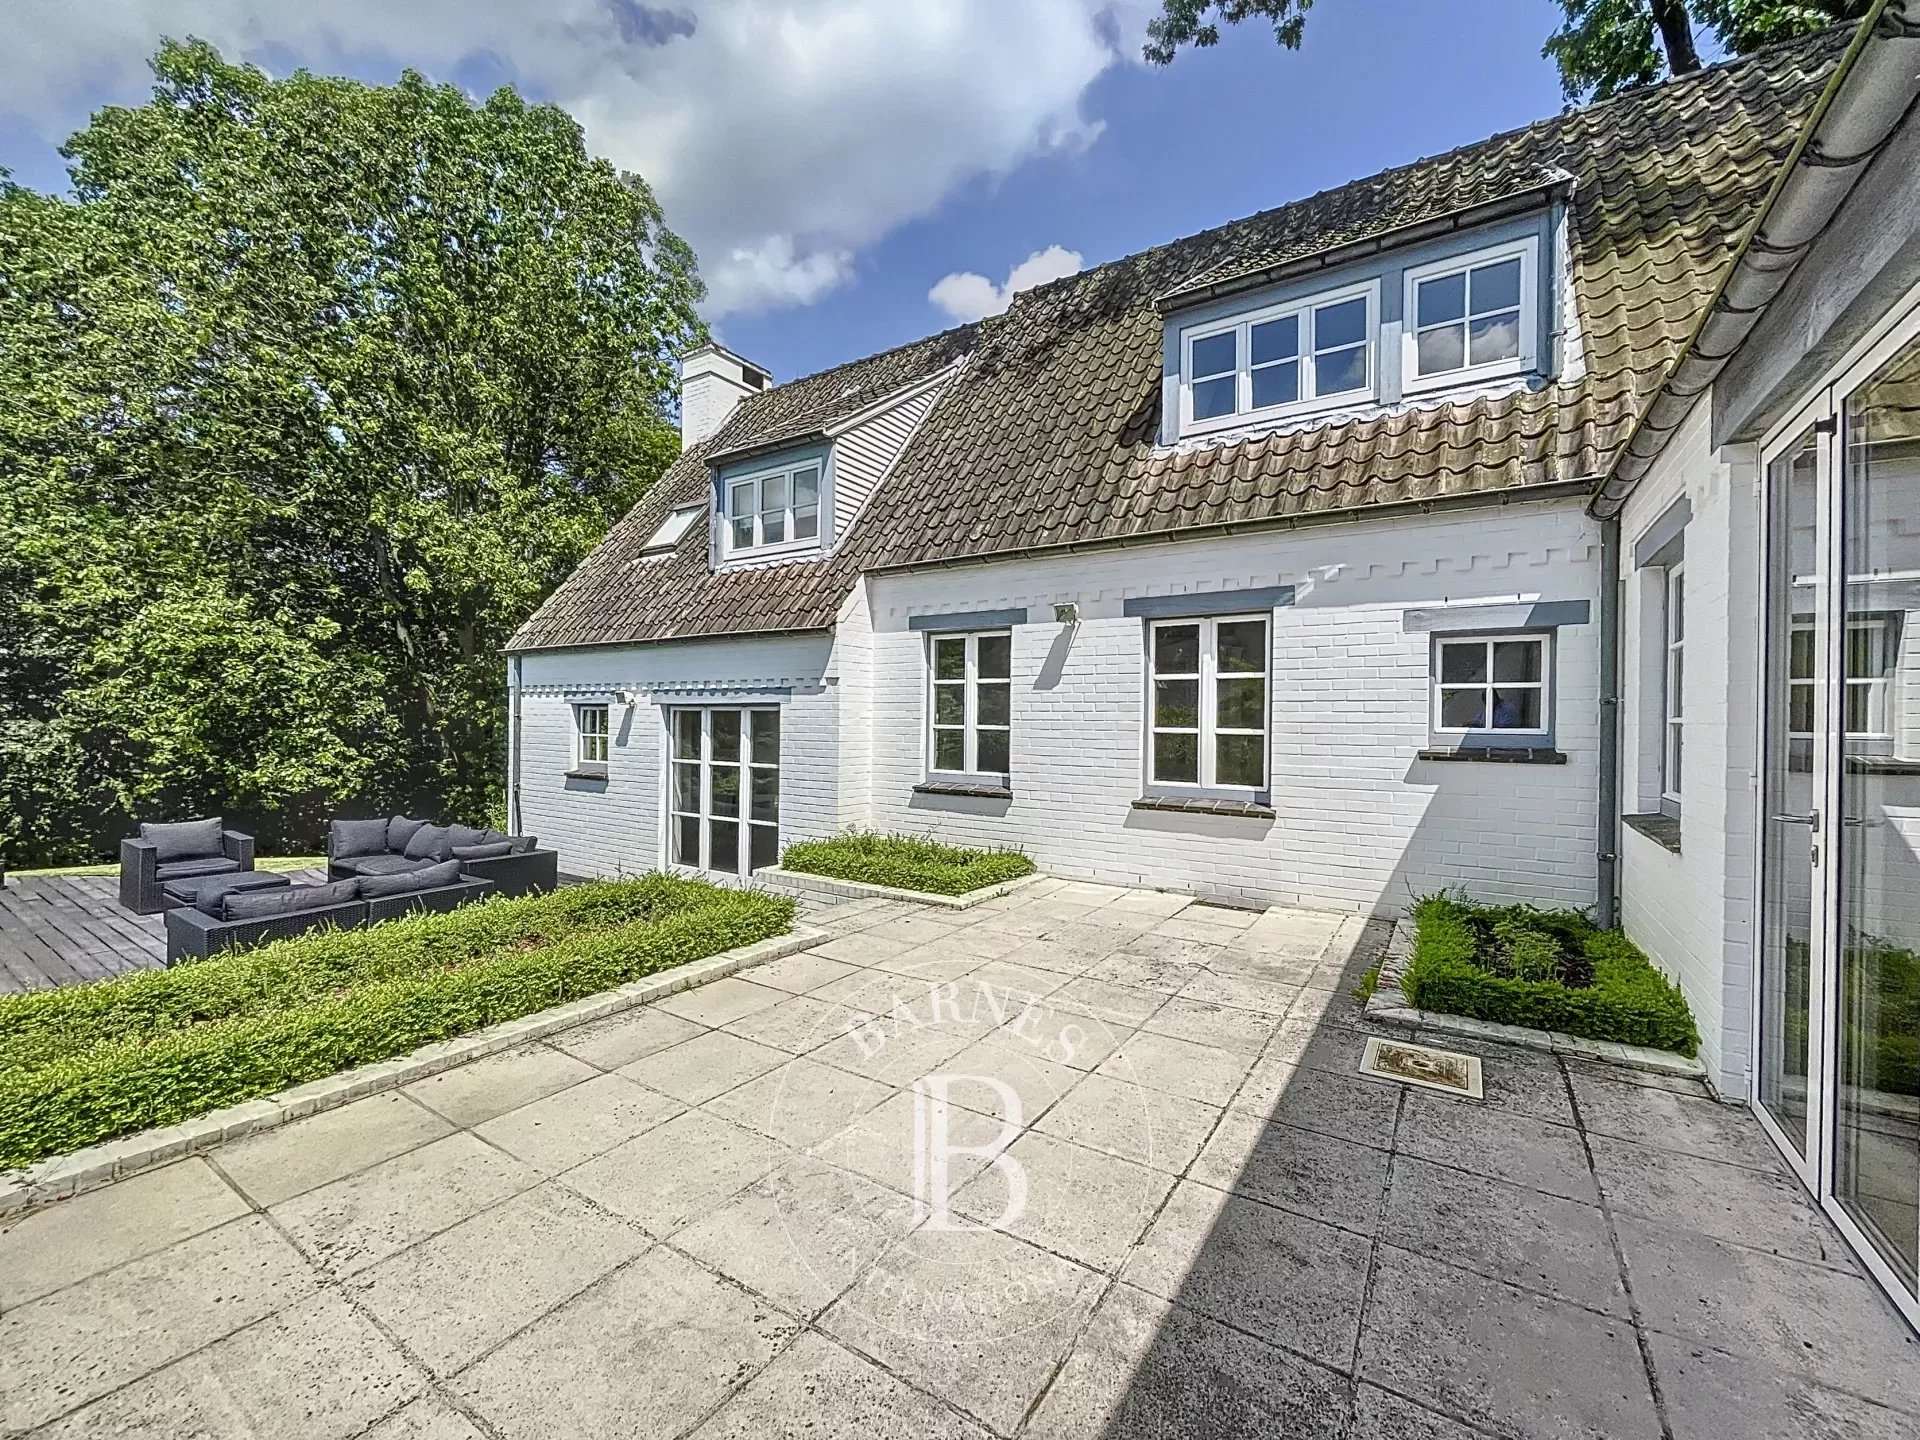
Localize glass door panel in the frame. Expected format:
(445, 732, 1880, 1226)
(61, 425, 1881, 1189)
(1836, 330, 1920, 1288)
(1759, 430, 1823, 1158)
(668, 707, 780, 878)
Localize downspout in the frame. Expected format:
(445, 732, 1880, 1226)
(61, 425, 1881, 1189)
(1596, 515, 1622, 927)
(508, 655, 524, 836)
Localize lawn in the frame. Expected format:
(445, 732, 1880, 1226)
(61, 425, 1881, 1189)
(0, 875, 792, 1169)
(1402, 893, 1699, 1055)
(780, 831, 1034, 897)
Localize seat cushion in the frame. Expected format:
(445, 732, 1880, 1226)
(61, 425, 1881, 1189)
(155, 856, 242, 881)
(387, 815, 428, 853)
(140, 817, 225, 863)
(167, 872, 291, 914)
(404, 823, 454, 862)
(359, 858, 462, 898)
(224, 879, 360, 922)
(338, 853, 431, 877)
(330, 817, 391, 860)
(451, 841, 513, 861)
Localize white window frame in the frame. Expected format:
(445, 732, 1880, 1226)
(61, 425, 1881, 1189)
(1401, 237, 1538, 396)
(572, 703, 609, 773)
(1790, 616, 1894, 741)
(927, 631, 1012, 779)
(721, 459, 822, 559)
(641, 503, 704, 556)
(1431, 632, 1552, 741)
(1663, 565, 1685, 805)
(1146, 615, 1271, 792)
(1178, 278, 1379, 437)
(667, 706, 780, 878)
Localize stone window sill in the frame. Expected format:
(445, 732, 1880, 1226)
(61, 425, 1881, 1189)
(565, 768, 609, 781)
(913, 781, 1013, 800)
(1132, 795, 1276, 820)
(1624, 812, 1682, 854)
(1415, 747, 1567, 765)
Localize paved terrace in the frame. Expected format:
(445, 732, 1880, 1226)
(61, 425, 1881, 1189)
(0, 879, 1915, 1438)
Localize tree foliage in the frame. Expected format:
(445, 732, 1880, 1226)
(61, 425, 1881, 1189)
(0, 41, 704, 866)
(1144, 0, 1869, 99)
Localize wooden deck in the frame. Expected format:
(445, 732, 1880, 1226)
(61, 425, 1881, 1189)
(0, 870, 326, 993)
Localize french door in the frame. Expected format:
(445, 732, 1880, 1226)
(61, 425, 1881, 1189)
(1756, 302, 1920, 1327)
(668, 707, 780, 878)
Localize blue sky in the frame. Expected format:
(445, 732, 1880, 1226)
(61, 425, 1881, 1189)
(2, 0, 1573, 384)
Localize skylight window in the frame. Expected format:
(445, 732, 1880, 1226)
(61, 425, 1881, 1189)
(1180, 280, 1378, 433)
(641, 504, 704, 556)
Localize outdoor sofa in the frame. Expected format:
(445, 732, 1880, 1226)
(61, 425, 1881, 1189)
(164, 859, 492, 962)
(326, 816, 558, 899)
(120, 816, 256, 915)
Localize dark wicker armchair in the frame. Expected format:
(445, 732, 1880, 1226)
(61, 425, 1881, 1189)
(120, 825, 255, 915)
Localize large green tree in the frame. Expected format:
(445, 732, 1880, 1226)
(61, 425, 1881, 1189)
(0, 41, 703, 866)
(1143, 0, 1869, 99)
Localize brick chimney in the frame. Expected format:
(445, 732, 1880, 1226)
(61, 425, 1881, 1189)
(680, 343, 772, 451)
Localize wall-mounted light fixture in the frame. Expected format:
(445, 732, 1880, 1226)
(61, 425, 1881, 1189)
(1053, 602, 1080, 626)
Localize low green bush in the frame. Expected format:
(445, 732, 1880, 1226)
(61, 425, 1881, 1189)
(0, 877, 792, 1169)
(1402, 893, 1699, 1056)
(780, 830, 1034, 897)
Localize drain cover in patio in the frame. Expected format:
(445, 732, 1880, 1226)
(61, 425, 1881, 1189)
(1359, 1037, 1483, 1099)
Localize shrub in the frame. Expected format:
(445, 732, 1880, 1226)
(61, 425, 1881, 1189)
(1402, 893, 1699, 1056)
(780, 830, 1034, 897)
(0, 877, 793, 1169)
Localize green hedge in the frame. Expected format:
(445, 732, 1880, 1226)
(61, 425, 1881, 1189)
(0, 877, 793, 1169)
(1402, 894, 1699, 1056)
(780, 831, 1034, 897)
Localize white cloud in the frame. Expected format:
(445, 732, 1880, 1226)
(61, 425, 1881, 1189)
(929, 243, 1085, 322)
(1, 1, 1156, 316)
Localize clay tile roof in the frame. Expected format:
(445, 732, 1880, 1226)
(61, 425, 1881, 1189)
(511, 30, 1846, 652)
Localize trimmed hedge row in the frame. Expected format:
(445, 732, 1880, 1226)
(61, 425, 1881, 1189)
(1402, 893, 1699, 1056)
(781, 831, 1034, 897)
(0, 877, 793, 1170)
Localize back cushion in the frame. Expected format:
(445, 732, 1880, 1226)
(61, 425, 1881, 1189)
(403, 823, 453, 861)
(387, 815, 428, 853)
(448, 823, 490, 850)
(329, 817, 390, 859)
(140, 817, 224, 863)
(224, 879, 360, 921)
(482, 829, 511, 847)
(451, 841, 513, 861)
(507, 834, 538, 854)
(362, 858, 464, 898)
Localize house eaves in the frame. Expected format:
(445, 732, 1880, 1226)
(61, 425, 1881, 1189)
(1589, 0, 1920, 519)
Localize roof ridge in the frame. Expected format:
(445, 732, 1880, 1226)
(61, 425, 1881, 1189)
(704, 317, 979, 399)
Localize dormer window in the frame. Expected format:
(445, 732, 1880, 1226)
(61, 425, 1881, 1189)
(1403, 238, 1537, 392)
(1180, 280, 1378, 434)
(723, 459, 821, 556)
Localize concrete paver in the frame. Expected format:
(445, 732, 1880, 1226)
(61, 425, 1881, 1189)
(5, 879, 1916, 1439)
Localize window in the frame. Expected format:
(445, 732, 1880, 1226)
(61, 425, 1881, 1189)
(1148, 617, 1269, 790)
(929, 631, 1012, 777)
(641, 504, 704, 556)
(573, 704, 609, 774)
(723, 460, 821, 555)
(1433, 634, 1549, 739)
(1790, 616, 1894, 739)
(670, 707, 779, 876)
(1181, 282, 1376, 431)
(1405, 239, 1535, 389)
(1663, 566, 1684, 803)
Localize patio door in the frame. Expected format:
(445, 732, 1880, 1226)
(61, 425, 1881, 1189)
(1756, 299, 1920, 1328)
(668, 707, 780, 878)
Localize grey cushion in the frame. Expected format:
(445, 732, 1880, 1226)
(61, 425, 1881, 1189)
(451, 841, 513, 861)
(338, 853, 430, 877)
(140, 817, 225, 863)
(482, 829, 511, 847)
(359, 859, 463, 898)
(156, 856, 242, 881)
(508, 834, 537, 854)
(448, 823, 490, 850)
(387, 815, 428, 853)
(404, 823, 453, 862)
(330, 817, 391, 859)
(223, 879, 360, 922)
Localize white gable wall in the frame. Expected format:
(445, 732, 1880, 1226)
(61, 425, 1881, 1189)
(863, 499, 1602, 914)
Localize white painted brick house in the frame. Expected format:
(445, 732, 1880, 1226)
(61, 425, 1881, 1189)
(509, 16, 1920, 1325)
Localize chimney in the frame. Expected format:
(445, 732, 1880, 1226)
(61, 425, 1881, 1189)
(680, 343, 772, 451)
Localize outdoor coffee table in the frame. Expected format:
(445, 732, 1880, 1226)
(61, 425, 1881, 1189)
(159, 870, 291, 910)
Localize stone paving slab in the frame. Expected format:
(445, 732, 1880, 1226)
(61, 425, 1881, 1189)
(2, 880, 1915, 1438)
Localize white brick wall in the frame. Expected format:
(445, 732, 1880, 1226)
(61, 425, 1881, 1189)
(1615, 395, 1761, 1096)
(865, 499, 1601, 915)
